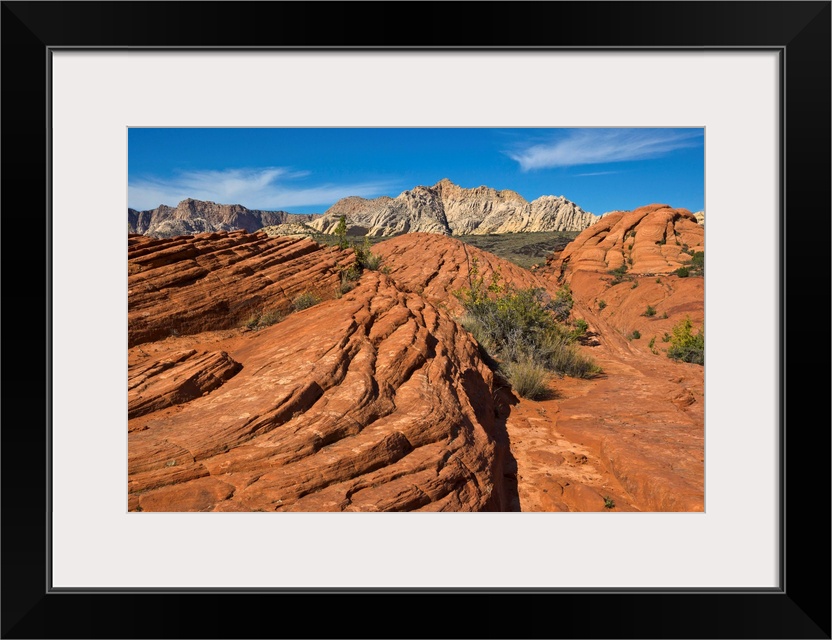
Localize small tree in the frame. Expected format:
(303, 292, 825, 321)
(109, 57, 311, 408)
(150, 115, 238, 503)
(334, 215, 348, 249)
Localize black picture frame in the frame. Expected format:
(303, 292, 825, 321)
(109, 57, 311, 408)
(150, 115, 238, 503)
(2, 2, 829, 638)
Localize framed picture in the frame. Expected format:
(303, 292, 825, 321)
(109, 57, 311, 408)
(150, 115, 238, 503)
(3, 2, 828, 638)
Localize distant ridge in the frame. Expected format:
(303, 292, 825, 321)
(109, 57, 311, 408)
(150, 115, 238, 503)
(309, 178, 598, 237)
(128, 199, 319, 238)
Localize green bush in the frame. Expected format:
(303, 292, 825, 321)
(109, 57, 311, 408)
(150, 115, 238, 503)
(549, 284, 574, 322)
(291, 291, 322, 311)
(608, 264, 629, 285)
(667, 317, 704, 365)
(354, 237, 382, 271)
(598, 299, 607, 310)
(644, 305, 656, 317)
(572, 318, 589, 337)
(628, 329, 641, 340)
(454, 259, 601, 398)
(243, 308, 285, 331)
(690, 250, 704, 276)
(675, 266, 690, 278)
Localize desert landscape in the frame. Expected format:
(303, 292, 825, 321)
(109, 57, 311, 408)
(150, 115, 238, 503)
(128, 128, 704, 512)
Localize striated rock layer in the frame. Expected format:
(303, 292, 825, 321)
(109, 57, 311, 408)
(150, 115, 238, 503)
(128, 273, 515, 512)
(128, 199, 319, 238)
(128, 230, 355, 347)
(373, 232, 548, 315)
(310, 178, 598, 237)
(548, 204, 704, 278)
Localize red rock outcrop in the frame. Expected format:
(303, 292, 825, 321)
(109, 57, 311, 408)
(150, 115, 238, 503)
(548, 204, 704, 278)
(373, 232, 547, 315)
(129, 271, 515, 512)
(128, 231, 355, 347)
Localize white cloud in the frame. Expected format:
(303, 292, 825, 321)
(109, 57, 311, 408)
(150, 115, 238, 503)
(508, 129, 702, 171)
(128, 167, 398, 211)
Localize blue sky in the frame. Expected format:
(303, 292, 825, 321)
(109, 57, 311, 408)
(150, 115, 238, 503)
(128, 128, 704, 215)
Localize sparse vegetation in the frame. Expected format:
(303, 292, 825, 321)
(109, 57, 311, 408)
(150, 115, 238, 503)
(644, 305, 656, 317)
(503, 357, 549, 400)
(675, 266, 690, 278)
(455, 231, 579, 269)
(662, 332, 671, 343)
(598, 299, 607, 310)
(354, 237, 382, 271)
(455, 258, 601, 398)
(689, 250, 704, 276)
(631, 280, 639, 289)
(661, 311, 668, 319)
(667, 316, 704, 365)
(243, 308, 285, 330)
(608, 264, 629, 285)
(603, 496, 615, 509)
(291, 291, 322, 311)
(628, 329, 641, 340)
(655, 277, 662, 284)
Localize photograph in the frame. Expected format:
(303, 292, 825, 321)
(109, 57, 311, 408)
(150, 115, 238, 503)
(127, 127, 705, 513)
(3, 0, 828, 636)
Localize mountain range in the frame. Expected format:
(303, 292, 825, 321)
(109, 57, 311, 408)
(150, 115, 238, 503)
(128, 179, 598, 238)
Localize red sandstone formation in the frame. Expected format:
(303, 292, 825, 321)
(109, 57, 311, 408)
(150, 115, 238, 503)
(373, 232, 547, 315)
(127, 227, 704, 513)
(128, 230, 355, 347)
(548, 204, 704, 278)
(129, 271, 515, 512)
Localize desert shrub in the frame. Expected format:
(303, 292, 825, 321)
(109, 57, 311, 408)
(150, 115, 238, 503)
(503, 357, 549, 400)
(667, 317, 704, 365)
(454, 259, 601, 397)
(243, 308, 285, 330)
(548, 284, 574, 322)
(656, 277, 662, 284)
(291, 291, 322, 311)
(258, 309, 284, 327)
(598, 299, 607, 310)
(690, 250, 704, 275)
(608, 264, 629, 285)
(339, 264, 361, 294)
(354, 237, 382, 271)
(675, 266, 690, 278)
(644, 305, 656, 317)
(631, 280, 639, 289)
(572, 318, 588, 336)
(662, 332, 671, 342)
(628, 329, 641, 340)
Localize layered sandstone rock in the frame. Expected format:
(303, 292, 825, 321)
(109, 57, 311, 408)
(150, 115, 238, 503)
(310, 178, 598, 237)
(128, 199, 319, 237)
(548, 204, 704, 277)
(373, 232, 547, 315)
(128, 230, 355, 347)
(128, 273, 514, 512)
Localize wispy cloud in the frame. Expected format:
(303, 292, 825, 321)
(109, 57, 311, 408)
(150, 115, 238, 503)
(128, 167, 399, 211)
(507, 129, 702, 171)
